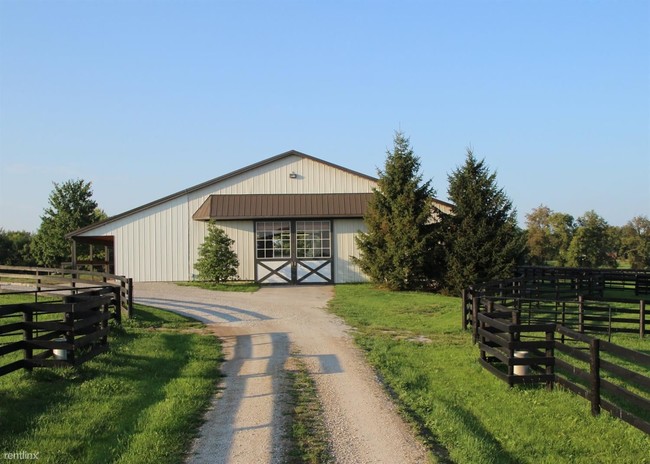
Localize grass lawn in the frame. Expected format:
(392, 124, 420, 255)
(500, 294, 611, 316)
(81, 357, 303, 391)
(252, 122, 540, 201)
(0, 302, 222, 464)
(329, 284, 650, 464)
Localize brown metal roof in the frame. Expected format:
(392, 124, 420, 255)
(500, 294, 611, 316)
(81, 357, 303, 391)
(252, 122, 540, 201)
(193, 193, 374, 220)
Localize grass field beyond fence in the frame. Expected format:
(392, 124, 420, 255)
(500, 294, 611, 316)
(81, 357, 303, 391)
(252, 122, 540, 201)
(0, 301, 222, 464)
(329, 284, 650, 464)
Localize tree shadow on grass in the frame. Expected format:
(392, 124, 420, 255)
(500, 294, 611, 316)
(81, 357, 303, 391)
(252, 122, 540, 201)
(437, 399, 521, 464)
(0, 328, 220, 463)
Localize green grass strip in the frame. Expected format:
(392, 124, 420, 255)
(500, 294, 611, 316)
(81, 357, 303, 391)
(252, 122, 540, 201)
(0, 303, 222, 464)
(176, 281, 260, 292)
(285, 356, 332, 464)
(329, 284, 650, 464)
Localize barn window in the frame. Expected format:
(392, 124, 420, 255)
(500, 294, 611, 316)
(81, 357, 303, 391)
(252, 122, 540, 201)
(256, 221, 291, 258)
(296, 221, 331, 258)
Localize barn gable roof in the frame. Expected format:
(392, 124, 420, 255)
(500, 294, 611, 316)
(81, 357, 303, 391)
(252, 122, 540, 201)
(67, 150, 378, 238)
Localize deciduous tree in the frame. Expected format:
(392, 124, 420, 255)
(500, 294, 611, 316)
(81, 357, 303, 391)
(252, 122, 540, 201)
(0, 229, 36, 266)
(566, 210, 615, 267)
(618, 215, 650, 269)
(31, 179, 101, 267)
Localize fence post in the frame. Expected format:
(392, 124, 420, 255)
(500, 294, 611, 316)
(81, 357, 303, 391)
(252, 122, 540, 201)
(590, 338, 600, 416)
(509, 310, 520, 387)
(127, 278, 133, 319)
(578, 295, 584, 333)
(64, 303, 75, 365)
(472, 296, 479, 344)
(462, 289, 467, 330)
(561, 301, 566, 344)
(23, 308, 33, 372)
(546, 328, 554, 390)
(640, 300, 646, 339)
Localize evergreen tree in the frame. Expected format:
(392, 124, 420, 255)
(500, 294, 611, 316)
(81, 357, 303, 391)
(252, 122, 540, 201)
(353, 131, 440, 290)
(31, 179, 100, 267)
(443, 149, 525, 295)
(194, 222, 239, 283)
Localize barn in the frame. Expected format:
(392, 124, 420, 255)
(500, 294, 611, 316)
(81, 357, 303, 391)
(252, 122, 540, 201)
(68, 150, 451, 284)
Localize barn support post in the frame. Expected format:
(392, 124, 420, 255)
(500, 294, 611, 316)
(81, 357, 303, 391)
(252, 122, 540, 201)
(104, 245, 110, 273)
(71, 240, 77, 270)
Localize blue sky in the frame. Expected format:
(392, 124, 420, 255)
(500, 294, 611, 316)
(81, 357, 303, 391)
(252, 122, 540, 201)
(1, 0, 648, 232)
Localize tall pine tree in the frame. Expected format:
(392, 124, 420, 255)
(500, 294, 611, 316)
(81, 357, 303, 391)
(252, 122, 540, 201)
(443, 149, 525, 295)
(354, 132, 440, 290)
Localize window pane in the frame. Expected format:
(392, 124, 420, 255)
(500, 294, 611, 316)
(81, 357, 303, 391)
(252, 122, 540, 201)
(257, 221, 291, 259)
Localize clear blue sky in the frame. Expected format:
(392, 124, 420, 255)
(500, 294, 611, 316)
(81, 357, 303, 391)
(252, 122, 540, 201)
(1, 0, 648, 232)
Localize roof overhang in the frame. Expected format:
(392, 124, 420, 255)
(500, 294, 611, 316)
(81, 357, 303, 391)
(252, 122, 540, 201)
(69, 235, 115, 246)
(192, 193, 374, 221)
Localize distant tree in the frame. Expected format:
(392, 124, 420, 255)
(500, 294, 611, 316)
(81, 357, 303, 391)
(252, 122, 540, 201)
(443, 149, 526, 295)
(525, 205, 554, 265)
(619, 215, 650, 269)
(566, 210, 615, 267)
(194, 222, 239, 283)
(524, 206, 577, 266)
(31, 179, 100, 267)
(0, 229, 36, 266)
(353, 131, 441, 290)
(548, 212, 576, 266)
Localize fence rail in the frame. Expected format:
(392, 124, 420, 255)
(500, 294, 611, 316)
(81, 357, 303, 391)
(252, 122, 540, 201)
(0, 288, 118, 377)
(0, 265, 133, 319)
(463, 267, 649, 337)
(473, 304, 650, 435)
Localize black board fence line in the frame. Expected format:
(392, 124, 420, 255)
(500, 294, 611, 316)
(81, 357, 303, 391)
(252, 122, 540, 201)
(0, 265, 133, 320)
(473, 305, 650, 435)
(462, 268, 649, 338)
(0, 288, 118, 377)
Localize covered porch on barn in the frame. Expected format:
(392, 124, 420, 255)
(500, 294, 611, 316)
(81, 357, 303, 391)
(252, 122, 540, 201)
(69, 235, 115, 274)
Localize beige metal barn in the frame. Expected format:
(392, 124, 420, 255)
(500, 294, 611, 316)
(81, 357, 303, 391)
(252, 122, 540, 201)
(68, 151, 451, 284)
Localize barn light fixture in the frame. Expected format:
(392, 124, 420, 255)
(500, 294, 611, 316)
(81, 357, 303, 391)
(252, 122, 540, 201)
(289, 171, 298, 179)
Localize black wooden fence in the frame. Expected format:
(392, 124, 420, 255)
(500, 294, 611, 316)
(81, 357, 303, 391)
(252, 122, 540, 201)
(463, 267, 649, 338)
(0, 287, 119, 377)
(474, 304, 650, 435)
(0, 265, 133, 320)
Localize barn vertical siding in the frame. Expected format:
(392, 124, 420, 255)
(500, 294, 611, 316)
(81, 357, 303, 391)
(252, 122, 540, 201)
(77, 154, 376, 282)
(333, 219, 368, 283)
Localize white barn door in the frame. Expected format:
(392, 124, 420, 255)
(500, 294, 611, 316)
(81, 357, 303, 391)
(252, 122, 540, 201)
(255, 220, 332, 284)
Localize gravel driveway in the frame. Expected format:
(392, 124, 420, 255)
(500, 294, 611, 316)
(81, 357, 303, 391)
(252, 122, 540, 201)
(135, 283, 429, 464)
